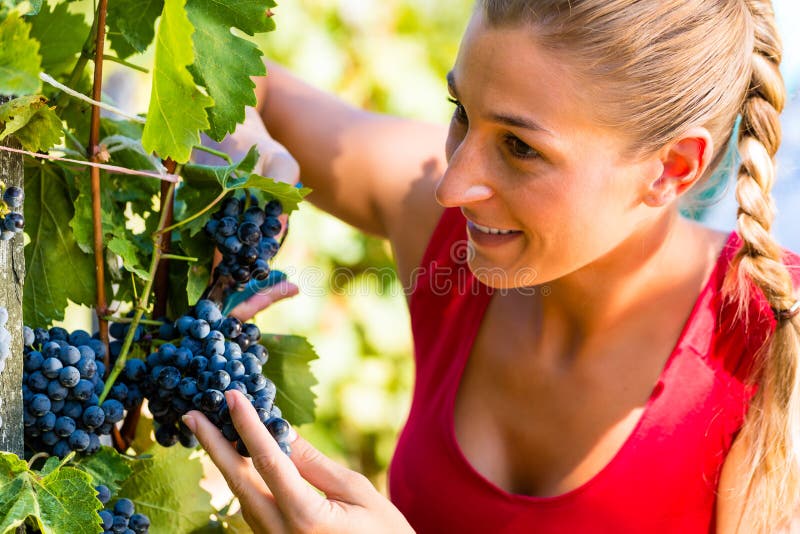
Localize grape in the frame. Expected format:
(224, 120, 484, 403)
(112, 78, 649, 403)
(53, 416, 76, 437)
(102, 399, 125, 424)
(99, 510, 113, 530)
(3, 185, 23, 208)
(129, 513, 150, 533)
(3, 212, 24, 232)
(69, 429, 91, 451)
(114, 498, 135, 519)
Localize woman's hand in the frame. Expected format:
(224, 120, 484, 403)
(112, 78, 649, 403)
(196, 106, 300, 186)
(183, 390, 414, 534)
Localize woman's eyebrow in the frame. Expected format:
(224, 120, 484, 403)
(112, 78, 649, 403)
(447, 71, 554, 136)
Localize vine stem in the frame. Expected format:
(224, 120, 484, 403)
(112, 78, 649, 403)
(155, 189, 228, 236)
(99, 181, 177, 404)
(102, 316, 165, 326)
(153, 161, 176, 320)
(192, 144, 232, 164)
(88, 0, 110, 366)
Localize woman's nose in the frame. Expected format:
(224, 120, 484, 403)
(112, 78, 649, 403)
(435, 138, 494, 208)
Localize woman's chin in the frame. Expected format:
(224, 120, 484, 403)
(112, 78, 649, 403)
(467, 258, 542, 290)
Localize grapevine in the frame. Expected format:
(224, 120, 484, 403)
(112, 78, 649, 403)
(0, 0, 319, 532)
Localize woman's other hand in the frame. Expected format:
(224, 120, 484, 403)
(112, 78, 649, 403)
(197, 106, 300, 186)
(184, 390, 414, 534)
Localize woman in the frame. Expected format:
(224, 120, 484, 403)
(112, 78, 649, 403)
(182, 1, 800, 532)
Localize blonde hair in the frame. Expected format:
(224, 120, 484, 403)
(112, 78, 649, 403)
(478, 1, 800, 531)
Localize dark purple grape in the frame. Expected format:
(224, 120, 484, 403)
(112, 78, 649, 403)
(260, 216, 281, 238)
(264, 199, 283, 217)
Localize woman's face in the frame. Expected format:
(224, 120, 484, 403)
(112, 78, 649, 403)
(437, 12, 665, 289)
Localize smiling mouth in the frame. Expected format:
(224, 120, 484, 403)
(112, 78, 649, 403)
(468, 220, 520, 235)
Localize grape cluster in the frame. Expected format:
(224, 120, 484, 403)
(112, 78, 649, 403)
(203, 196, 284, 290)
(21, 326, 131, 458)
(0, 185, 24, 241)
(96, 485, 150, 533)
(120, 299, 293, 456)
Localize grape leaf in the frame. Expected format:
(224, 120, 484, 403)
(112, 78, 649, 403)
(69, 174, 127, 254)
(108, 236, 150, 280)
(0, 95, 46, 138)
(24, 163, 96, 328)
(0, 95, 62, 151)
(226, 175, 310, 215)
(0, 452, 102, 534)
(185, 0, 275, 140)
(261, 334, 319, 426)
(141, 0, 213, 164)
(117, 445, 214, 534)
(0, 0, 42, 15)
(28, 0, 89, 76)
(0, 10, 41, 95)
(71, 447, 134, 496)
(106, 0, 164, 59)
(178, 228, 213, 304)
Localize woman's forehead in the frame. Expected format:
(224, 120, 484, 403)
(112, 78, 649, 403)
(451, 15, 602, 136)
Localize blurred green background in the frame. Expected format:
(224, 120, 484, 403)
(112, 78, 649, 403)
(249, 0, 474, 495)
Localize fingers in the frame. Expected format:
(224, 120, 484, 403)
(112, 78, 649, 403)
(260, 150, 300, 186)
(225, 390, 327, 524)
(183, 410, 285, 531)
(229, 281, 299, 322)
(288, 436, 376, 504)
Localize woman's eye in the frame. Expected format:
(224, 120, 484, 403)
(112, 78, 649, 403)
(504, 134, 539, 160)
(447, 97, 468, 123)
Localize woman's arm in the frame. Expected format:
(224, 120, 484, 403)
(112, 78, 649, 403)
(254, 64, 447, 278)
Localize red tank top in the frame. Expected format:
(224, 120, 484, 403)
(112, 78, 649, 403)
(388, 207, 800, 534)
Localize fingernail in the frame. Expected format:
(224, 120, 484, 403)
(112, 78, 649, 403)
(287, 424, 298, 443)
(224, 389, 237, 409)
(182, 414, 196, 433)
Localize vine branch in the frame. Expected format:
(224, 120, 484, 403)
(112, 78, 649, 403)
(88, 0, 110, 366)
(99, 181, 177, 404)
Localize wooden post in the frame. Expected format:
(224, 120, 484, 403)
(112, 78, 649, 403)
(0, 95, 25, 456)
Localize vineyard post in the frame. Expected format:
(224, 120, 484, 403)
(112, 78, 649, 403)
(0, 96, 25, 457)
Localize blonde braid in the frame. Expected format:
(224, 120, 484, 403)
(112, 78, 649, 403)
(724, 1, 800, 531)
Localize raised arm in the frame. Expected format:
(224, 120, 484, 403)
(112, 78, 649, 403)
(254, 63, 448, 280)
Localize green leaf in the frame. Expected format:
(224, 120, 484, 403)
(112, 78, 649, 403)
(0, 94, 62, 151)
(100, 118, 160, 172)
(1, 0, 42, 16)
(226, 175, 310, 215)
(28, 1, 89, 76)
(71, 447, 134, 496)
(0, 94, 46, 138)
(261, 334, 319, 426)
(141, 0, 213, 163)
(117, 445, 214, 534)
(108, 236, 151, 280)
(185, 0, 275, 140)
(178, 229, 213, 304)
(24, 163, 96, 328)
(106, 0, 164, 59)
(0, 10, 41, 95)
(0, 451, 102, 534)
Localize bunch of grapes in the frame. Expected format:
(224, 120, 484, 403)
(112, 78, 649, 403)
(120, 299, 293, 456)
(0, 185, 24, 241)
(203, 196, 284, 291)
(21, 326, 130, 458)
(95, 485, 150, 533)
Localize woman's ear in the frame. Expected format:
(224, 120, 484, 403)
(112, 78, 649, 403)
(644, 127, 714, 207)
